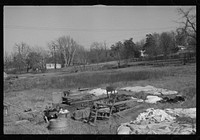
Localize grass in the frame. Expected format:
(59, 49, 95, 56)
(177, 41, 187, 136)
(4, 65, 180, 92)
(3, 63, 196, 134)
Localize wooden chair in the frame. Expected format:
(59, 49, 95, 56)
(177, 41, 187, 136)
(106, 86, 117, 99)
(89, 92, 118, 124)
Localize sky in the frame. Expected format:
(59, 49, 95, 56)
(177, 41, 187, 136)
(4, 6, 195, 54)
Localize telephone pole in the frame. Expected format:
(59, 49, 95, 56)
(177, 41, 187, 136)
(52, 44, 57, 69)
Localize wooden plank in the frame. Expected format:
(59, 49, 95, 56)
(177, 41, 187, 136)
(111, 99, 136, 106)
(78, 88, 90, 91)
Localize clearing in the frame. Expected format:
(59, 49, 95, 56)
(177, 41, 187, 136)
(3, 63, 196, 134)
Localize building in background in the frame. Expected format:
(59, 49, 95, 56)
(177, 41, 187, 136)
(46, 63, 61, 69)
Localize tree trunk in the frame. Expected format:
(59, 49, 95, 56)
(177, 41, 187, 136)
(69, 48, 77, 66)
(63, 49, 68, 68)
(117, 52, 121, 68)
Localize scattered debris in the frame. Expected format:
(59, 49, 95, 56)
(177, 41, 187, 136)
(159, 95, 185, 103)
(165, 108, 196, 119)
(78, 88, 89, 91)
(72, 107, 91, 121)
(118, 122, 196, 134)
(88, 88, 117, 96)
(115, 94, 133, 102)
(24, 108, 32, 112)
(137, 99, 144, 103)
(43, 108, 58, 122)
(63, 90, 71, 97)
(121, 85, 178, 95)
(59, 108, 69, 114)
(145, 95, 163, 104)
(133, 108, 176, 124)
(117, 108, 196, 134)
(62, 94, 97, 105)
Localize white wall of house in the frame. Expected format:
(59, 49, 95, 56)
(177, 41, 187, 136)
(140, 50, 148, 57)
(178, 45, 186, 50)
(46, 63, 61, 69)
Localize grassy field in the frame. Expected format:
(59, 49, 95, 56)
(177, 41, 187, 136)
(3, 63, 196, 134)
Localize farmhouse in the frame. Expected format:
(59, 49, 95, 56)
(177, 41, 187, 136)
(177, 45, 186, 51)
(46, 63, 61, 69)
(140, 50, 148, 57)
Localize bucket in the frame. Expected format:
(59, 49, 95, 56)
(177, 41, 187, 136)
(52, 92, 62, 104)
(47, 118, 68, 131)
(58, 113, 69, 119)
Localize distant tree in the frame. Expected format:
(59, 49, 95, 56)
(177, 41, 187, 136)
(169, 31, 179, 54)
(175, 28, 188, 46)
(123, 38, 138, 59)
(135, 38, 146, 50)
(4, 51, 12, 70)
(176, 7, 196, 52)
(13, 42, 30, 73)
(48, 41, 59, 69)
(144, 34, 162, 59)
(56, 36, 78, 67)
(111, 41, 124, 68)
(160, 32, 179, 58)
(26, 51, 43, 72)
(89, 42, 106, 64)
(73, 45, 88, 64)
(30, 46, 49, 71)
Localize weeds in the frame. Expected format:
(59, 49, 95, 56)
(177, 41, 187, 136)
(4, 64, 195, 92)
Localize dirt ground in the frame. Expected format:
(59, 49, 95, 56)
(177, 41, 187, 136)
(3, 63, 196, 134)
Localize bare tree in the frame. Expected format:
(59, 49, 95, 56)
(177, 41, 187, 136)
(32, 46, 49, 71)
(73, 45, 87, 65)
(57, 36, 77, 67)
(90, 42, 105, 64)
(111, 41, 124, 68)
(177, 7, 196, 40)
(4, 51, 12, 70)
(48, 41, 58, 69)
(13, 42, 30, 73)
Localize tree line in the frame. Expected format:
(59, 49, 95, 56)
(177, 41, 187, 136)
(4, 7, 196, 74)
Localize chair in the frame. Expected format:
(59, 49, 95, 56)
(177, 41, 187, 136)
(88, 91, 118, 124)
(106, 86, 117, 99)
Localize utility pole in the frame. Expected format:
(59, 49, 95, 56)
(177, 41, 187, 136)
(52, 44, 57, 69)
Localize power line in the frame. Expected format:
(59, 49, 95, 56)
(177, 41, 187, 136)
(4, 25, 177, 32)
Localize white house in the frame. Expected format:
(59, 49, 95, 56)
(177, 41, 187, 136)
(140, 50, 148, 57)
(177, 45, 186, 51)
(46, 63, 61, 69)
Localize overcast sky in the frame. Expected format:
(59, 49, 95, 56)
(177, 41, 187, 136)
(4, 6, 194, 54)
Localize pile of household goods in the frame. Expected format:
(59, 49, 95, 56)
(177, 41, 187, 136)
(71, 93, 132, 122)
(117, 108, 196, 134)
(120, 85, 185, 104)
(58, 87, 135, 123)
(43, 105, 70, 131)
(62, 89, 106, 106)
(43, 106, 69, 123)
